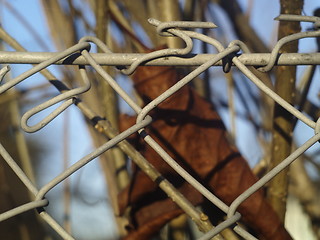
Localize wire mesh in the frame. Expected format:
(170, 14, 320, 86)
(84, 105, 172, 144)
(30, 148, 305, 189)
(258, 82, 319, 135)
(0, 15, 319, 240)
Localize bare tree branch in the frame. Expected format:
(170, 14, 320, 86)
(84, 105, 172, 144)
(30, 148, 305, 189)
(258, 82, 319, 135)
(267, 0, 304, 222)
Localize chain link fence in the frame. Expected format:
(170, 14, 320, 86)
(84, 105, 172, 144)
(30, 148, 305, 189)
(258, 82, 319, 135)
(0, 15, 319, 240)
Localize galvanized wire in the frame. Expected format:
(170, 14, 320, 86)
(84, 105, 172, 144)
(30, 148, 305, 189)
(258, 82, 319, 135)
(0, 15, 320, 240)
(1, 51, 320, 66)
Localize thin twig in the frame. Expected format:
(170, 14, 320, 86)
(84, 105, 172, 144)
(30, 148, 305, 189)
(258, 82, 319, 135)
(4, 1, 51, 51)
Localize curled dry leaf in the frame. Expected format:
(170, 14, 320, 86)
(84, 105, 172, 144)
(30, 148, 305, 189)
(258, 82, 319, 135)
(118, 61, 292, 240)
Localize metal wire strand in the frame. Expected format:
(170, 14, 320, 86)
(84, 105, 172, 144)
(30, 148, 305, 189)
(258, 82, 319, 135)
(275, 14, 320, 26)
(0, 199, 48, 222)
(227, 132, 320, 219)
(78, 44, 142, 113)
(258, 14, 320, 72)
(231, 46, 316, 129)
(1, 42, 91, 133)
(0, 142, 38, 196)
(136, 45, 240, 213)
(0, 42, 90, 94)
(35, 117, 152, 201)
(121, 19, 195, 75)
(198, 213, 242, 240)
(0, 65, 10, 83)
(20, 65, 91, 132)
(149, 18, 217, 36)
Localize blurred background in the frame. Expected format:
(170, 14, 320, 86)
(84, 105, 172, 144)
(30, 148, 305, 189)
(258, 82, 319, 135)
(0, 0, 320, 239)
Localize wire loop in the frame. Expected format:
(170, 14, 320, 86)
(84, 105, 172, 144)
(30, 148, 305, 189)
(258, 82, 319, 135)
(19, 43, 92, 132)
(258, 14, 320, 72)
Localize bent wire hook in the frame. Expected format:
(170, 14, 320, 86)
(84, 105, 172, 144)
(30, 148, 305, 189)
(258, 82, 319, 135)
(0, 42, 91, 133)
(120, 18, 217, 75)
(258, 14, 320, 72)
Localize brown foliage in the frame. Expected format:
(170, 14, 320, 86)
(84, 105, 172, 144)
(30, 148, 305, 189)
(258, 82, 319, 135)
(118, 64, 292, 240)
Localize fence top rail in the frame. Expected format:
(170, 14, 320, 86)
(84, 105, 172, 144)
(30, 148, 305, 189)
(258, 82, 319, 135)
(0, 51, 319, 67)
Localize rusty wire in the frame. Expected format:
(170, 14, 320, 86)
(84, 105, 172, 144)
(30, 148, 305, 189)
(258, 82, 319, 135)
(0, 15, 320, 240)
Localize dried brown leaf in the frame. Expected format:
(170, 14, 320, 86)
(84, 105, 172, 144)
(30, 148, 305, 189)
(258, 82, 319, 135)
(118, 60, 292, 240)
